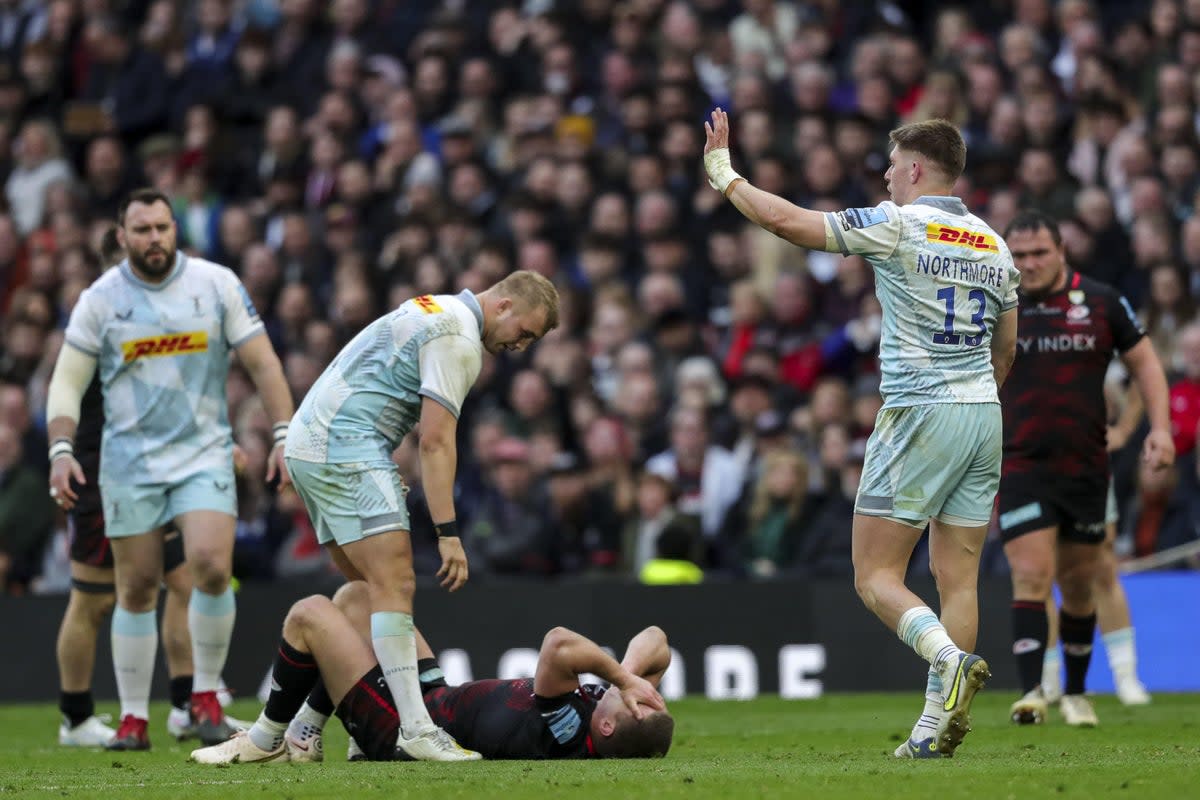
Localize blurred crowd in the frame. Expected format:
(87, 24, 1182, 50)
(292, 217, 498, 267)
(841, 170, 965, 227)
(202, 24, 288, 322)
(1, 0, 1199, 594)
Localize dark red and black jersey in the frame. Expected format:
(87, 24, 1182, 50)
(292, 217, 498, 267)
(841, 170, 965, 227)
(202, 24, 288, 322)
(1001, 270, 1143, 484)
(424, 678, 604, 760)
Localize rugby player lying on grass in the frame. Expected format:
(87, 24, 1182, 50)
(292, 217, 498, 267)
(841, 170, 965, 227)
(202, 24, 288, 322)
(191, 582, 672, 763)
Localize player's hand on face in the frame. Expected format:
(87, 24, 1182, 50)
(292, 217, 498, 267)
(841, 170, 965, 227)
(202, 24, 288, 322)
(436, 536, 469, 591)
(619, 674, 666, 720)
(48, 455, 85, 511)
(1141, 428, 1175, 471)
(267, 444, 292, 490)
(703, 108, 730, 155)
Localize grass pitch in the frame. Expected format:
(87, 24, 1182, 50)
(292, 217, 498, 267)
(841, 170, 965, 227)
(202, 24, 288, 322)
(1, 693, 1197, 799)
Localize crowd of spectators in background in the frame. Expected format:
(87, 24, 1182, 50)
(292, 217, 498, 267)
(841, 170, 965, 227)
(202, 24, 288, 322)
(1, 0, 1199, 594)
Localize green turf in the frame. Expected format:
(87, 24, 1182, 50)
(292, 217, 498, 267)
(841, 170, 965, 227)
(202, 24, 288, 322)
(2, 694, 1197, 799)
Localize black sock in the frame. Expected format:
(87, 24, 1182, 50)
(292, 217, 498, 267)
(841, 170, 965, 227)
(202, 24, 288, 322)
(417, 657, 445, 692)
(1060, 609, 1097, 696)
(264, 638, 320, 724)
(169, 675, 194, 710)
(306, 677, 334, 717)
(60, 690, 94, 727)
(1011, 600, 1048, 694)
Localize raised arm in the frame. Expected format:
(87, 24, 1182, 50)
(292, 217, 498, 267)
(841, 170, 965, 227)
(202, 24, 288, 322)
(620, 626, 671, 689)
(533, 626, 665, 719)
(703, 108, 831, 251)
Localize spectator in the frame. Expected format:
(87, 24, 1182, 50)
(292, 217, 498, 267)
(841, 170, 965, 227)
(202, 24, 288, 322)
(0, 421, 55, 594)
(5, 118, 73, 235)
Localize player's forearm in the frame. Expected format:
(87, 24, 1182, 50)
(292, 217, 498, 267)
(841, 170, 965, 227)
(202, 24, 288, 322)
(549, 628, 637, 690)
(991, 347, 1015, 389)
(621, 626, 670, 686)
(45, 346, 96, 445)
(724, 182, 829, 251)
(47, 417, 79, 447)
(245, 353, 295, 425)
(419, 437, 458, 524)
(1130, 354, 1171, 433)
(1114, 384, 1145, 437)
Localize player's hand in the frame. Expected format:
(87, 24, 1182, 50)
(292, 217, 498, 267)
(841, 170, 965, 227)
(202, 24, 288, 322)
(1106, 424, 1131, 453)
(266, 443, 292, 490)
(49, 455, 85, 511)
(1141, 428, 1175, 471)
(436, 536, 469, 591)
(703, 107, 730, 154)
(617, 674, 666, 720)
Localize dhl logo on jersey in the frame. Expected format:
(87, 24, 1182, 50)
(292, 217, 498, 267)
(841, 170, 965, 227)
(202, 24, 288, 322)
(121, 331, 209, 362)
(413, 295, 443, 314)
(926, 223, 1000, 252)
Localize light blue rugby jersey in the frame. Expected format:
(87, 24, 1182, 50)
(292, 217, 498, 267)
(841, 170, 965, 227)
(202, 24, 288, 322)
(63, 253, 264, 484)
(286, 290, 484, 464)
(823, 196, 1020, 409)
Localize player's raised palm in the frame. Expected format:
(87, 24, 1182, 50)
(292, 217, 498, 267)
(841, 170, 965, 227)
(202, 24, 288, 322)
(703, 108, 729, 154)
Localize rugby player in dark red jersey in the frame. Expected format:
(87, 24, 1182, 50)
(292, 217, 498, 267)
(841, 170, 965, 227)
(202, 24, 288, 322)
(998, 211, 1174, 727)
(190, 581, 671, 764)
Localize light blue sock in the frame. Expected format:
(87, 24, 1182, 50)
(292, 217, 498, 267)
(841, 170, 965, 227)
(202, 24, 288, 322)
(112, 607, 158, 720)
(896, 606, 960, 669)
(190, 586, 236, 692)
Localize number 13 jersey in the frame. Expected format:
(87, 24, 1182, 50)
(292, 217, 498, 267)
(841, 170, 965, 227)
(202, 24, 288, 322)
(824, 196, 1019, 409)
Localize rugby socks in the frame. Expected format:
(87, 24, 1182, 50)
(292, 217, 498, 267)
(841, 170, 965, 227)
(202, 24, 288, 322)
(1102, 627, 1139, 683)
(1060, 610, 1097, 696)
(189, 587, 235, 693)
(169, 675, 193, 712)
(896, 606, 961, 671)
(112, 607, 157, 721)
(418, 657, 445, 690)
(909, 668, 943, 741)
(371, 611, 435, 737)
(306, 678, 335, 717)
(60, 690, 94, 728)
(250, 639, 319, 752)
(1011, 600, 1048, 694)
(285, 698, 332, 748)
(1042, 644, 1062, 692)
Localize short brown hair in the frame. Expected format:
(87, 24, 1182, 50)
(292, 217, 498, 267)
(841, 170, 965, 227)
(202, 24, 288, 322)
(888, 119, 966, 183)
(595, 709, 675, 758)
(117, 188, 172, 226)
(494, 269, 560, 333)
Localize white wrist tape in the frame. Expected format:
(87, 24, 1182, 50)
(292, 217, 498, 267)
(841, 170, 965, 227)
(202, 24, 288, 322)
(272, 422, 288, 449)
(703, 147, 742, 194)
(49, 439, 74, 462)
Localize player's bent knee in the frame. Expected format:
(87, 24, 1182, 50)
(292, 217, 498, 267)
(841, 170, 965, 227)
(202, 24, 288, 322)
(286, 594, 336, 632)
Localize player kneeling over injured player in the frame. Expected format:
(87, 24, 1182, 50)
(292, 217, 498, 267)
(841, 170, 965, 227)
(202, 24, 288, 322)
(191, 582, 671, 763)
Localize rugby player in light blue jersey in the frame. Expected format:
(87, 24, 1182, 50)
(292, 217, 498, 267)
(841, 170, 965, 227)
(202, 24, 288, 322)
(703, 110, 1019, 758)
(46, 189, 295, 751)
(256, 270, 559, 765)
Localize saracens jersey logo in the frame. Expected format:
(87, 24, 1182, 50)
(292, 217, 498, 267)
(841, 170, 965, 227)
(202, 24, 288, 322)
(925, 223, 1000, 252)
(121, 331, 209, 362)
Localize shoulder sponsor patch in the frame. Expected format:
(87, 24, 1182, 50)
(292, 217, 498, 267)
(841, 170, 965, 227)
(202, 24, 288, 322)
(413, 295, 444, 314)
(925, 223, 1000, 252)
(121, 331, 209, 362)
(237, 284, 260, 320)
(836, 207, 889, 230)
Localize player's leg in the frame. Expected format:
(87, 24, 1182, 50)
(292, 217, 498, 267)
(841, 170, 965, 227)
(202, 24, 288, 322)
(288, 457, 477, 761)
(192, 594, 376, 764)
(1094, 520, 1150, 705)
(107, 528, 166, 751)
(1042, 596, 1063, 703)
(285, 581, 372, 762)
(172, 466, 239, 745)
(1001, 524, 1057, 723)
(56, 561, 116, 746)
(56, 506, 117, 747)
(159, 530, 195, 739)
(1055, 514, 1105, 728)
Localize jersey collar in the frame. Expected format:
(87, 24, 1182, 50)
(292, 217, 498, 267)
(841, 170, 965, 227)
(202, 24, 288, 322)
(120, 252, 187, 291)
(458, 289, 484, 335)
(913, 195, 968, 216)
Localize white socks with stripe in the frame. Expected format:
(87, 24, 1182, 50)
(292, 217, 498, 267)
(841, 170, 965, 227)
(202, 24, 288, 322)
(112, 607, 157, 721)
(371, 611, 435, 738)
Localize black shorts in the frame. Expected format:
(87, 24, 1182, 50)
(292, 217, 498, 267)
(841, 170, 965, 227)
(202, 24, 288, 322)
(335, 665, 450, 762)
(336, 665, 401, 762)
(997, 474, 1109, 544)
(68, 507, 186, 572)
